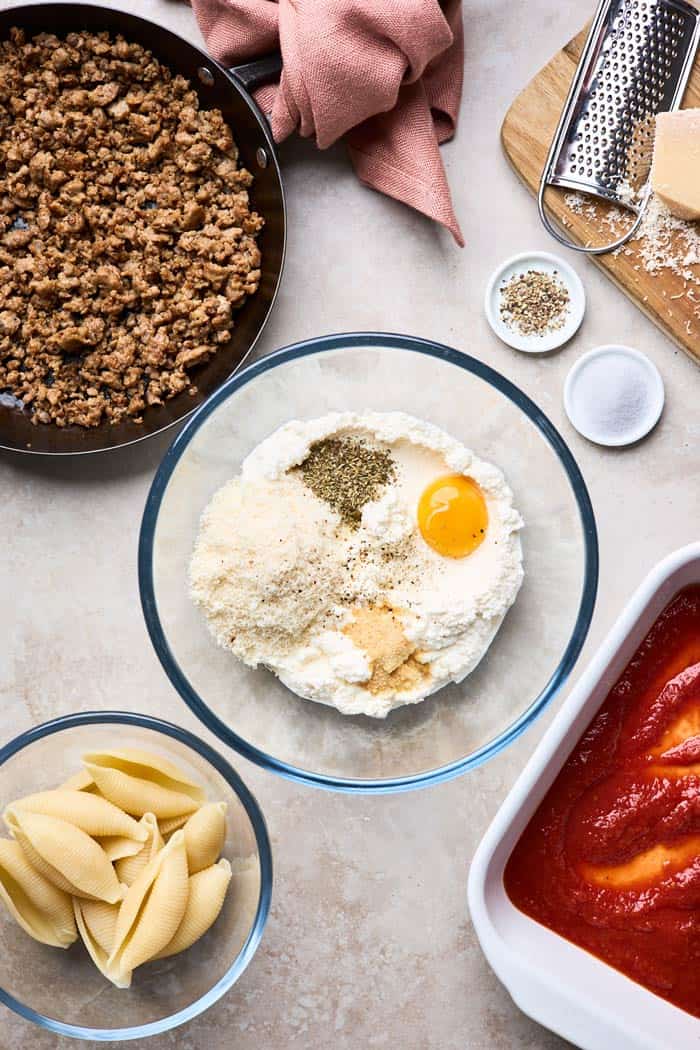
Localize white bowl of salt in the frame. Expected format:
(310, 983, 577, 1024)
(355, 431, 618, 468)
(564, 345, 665, 447)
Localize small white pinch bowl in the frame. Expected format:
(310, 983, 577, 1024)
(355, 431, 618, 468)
(564, 344, 665, 447)
(484, 251, 586, 353)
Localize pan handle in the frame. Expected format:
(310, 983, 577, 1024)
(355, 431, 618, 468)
(228, 53, 282, 94)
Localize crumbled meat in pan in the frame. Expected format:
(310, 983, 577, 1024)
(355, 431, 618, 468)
(0, 28, 263, 428)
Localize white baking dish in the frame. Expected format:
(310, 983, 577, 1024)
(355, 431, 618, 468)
(468, 542, 700, 1050)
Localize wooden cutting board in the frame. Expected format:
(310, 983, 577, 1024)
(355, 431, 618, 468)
(502, 26, 700, 365)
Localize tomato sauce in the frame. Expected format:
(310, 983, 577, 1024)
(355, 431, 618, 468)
(504, 585, 700, 1017)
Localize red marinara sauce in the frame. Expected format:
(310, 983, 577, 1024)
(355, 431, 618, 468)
(504, 585, 700, 1017)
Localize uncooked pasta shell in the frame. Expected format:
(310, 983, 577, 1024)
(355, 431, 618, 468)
(183, 802, 227, 874)
(153, 858, 231, 960)
(5, 810, 121, 903)
(75, 896, 120, 954)
(83, 749, 205, 819)
(61, 769, 97, 792)
(74, 897, 125, 987)
(108, 830, 189, 984)
(97, 836, 145, 863)
(115, 813, 163, 887)
(0, 838, 77, 948)
(158, 813, 189, 839)
(9, 790, 147, 842)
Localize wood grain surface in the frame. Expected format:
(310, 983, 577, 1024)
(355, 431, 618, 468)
(502, 26, 700, 365)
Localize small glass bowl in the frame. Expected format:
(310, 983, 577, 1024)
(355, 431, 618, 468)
(139, 333, 599, 792)
(0, 711, 272, 1041)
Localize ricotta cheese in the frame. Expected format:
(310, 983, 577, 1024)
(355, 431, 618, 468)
(190, 412, 524, 718)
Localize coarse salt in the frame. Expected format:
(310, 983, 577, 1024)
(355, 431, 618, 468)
(564, 347, 665, 447)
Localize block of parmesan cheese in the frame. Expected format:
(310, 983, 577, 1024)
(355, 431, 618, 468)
(652, 109, 700, 221)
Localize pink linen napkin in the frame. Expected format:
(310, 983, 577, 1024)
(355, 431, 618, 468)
(191, 0, 465, 245)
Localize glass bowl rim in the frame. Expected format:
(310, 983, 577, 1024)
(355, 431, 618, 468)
(138, 331, 599, 794)
(0, 710, 273, 1042)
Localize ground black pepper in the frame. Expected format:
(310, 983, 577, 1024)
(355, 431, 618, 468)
(499, 269, 570, 337)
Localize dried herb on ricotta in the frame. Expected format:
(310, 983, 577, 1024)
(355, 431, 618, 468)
(296, 437, 395, 527)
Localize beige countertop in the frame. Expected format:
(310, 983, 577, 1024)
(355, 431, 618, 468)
(1, 1, 699, 1047)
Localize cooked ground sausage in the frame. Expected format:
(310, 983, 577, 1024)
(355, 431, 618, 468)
(0, 28, 263, 427)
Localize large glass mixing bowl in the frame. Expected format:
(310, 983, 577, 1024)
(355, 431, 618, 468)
(139, 334, 598, 792)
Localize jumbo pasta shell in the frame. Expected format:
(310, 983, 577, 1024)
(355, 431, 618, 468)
(108, 830, 189, 985)
(115, 814, 163, 886)
(0, 838, 77, 948)
(158, 813, 189, 839)
(183, 802, 227, 874)
(75, 896, 120, 955)
(97, 836, 145, 863)
(153, 858, 231, 960)
(83, 750, 205, 819)
(61, 769, 97, 792)
(9, 790, 147, 842)
(5, 810, 121, 903)
(74, 897, 123, 986)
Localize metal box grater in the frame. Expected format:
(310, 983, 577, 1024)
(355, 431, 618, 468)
(538, 0, 700, 253)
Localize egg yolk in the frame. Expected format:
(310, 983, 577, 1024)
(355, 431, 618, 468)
(417, 474, 488, 558)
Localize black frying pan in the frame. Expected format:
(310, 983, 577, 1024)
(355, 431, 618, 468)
(0, 3, 285, 455)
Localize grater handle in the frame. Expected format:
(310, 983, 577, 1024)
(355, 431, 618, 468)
(537, 182, 646, 255)
(536, 0, 700, 255)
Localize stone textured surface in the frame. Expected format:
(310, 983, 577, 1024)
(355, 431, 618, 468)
(1, 0, 699, 1047)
